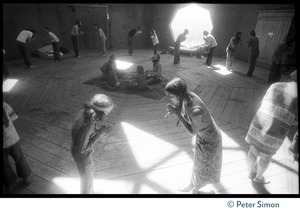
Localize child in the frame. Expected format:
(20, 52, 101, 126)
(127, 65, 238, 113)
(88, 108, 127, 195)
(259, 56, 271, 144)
(145, 54, 162, 85)
(3, 102, 33, 194)
(126, 65, 148, 90)
(150, 29, 159, 55)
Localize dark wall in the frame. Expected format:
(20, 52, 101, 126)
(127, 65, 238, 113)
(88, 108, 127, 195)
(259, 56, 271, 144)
(3, 3, 295, 62)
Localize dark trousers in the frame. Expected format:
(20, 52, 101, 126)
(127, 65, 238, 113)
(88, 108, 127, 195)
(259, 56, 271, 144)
(3, 142, 32, 186)
(71, 35, 79, 57)
(153, 44, 158, 55)
(267, 60, 281, 84)
(16, 41, 32, 67)
(71, 150, 94, 194)
(52, 42, 60, 61)
(173, 42, 180, 64)
(205, 46, 216, 66)
(246, 51, 259, 76)
(128, 36, 133, 55)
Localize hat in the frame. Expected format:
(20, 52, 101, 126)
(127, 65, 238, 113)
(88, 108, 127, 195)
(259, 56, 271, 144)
(88, 94, 113, 113)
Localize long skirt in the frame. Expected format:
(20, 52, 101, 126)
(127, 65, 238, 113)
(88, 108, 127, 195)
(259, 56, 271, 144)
(192, 135, 222, 187)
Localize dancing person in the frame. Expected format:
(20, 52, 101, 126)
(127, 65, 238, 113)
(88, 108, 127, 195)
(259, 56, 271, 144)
(150, 29, 159, 55)
(16, 29, 37, 68)
(202, 30, 217, 68)
(71, 21, 85, 57)
(125, 65, 148, 90)
(94, 24, 107, 56)
(145, 54, 162, 85)
(246, 30, 259, 77)
(225, 32, 242, 71)
(100, 55, 120, 90)
(173, 29, 189, 65)
(3, 101, 34, 194)
(44, 27, 60, 61)
(267, 38, 295, 84)
(128, 26, 142, 56)
(71, 94, 114, 194)
(246, 70, 298, 184)
(164, 78, 222, 194)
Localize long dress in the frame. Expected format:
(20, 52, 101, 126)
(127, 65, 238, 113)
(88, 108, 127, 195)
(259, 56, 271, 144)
(184, 92, 223, 186)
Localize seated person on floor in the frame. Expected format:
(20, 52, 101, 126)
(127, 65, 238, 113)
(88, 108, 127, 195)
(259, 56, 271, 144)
(125, 65, 148, 90)
(145, 54, 162, 85)
(100, 54, 120, 90)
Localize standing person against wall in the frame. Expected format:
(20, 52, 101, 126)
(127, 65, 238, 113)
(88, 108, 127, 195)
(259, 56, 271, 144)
(225, 32, 242, 71)
(246, 70, 298, 184)
(16, 29, 37, 69)
(150, 29, 159, 55)
(164, 78, 222, 194)
(94, 24, 107, 56)
(203, 30, 217, 68)
(44, 27, 60, 61)
(246, 30, 259, 77)
(173, 29, 189, 65)
(3, 101, 34, 194)
(128, 26, 142, 56)
(267, 38, 295, 84)
(71, 21, 85, 58)
(71, 94, 114, 194)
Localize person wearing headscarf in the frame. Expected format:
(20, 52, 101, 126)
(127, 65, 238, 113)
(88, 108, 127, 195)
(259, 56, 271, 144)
(71, 94, 114, 194)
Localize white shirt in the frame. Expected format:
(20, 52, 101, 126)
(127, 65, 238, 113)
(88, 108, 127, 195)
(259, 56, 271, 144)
(16, 30, 33, 43)
(3, 102, 20, 149)
(97, 28, 106, 40)
(71, 24, 79, 36)
(151, 34, 159, 45)
(205, 34, 217, 48)
(48, 31, 59, 43)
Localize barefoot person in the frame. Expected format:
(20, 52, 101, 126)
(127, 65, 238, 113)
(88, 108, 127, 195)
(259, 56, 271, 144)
(164, 78, 222, 194)
(71, 94, 114, 194)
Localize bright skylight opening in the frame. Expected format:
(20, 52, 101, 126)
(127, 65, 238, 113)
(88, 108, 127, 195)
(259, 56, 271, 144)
(3, 79, 18, 92)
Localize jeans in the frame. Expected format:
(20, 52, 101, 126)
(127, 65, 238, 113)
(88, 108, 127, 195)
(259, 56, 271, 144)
(71, 149, 94, 194)
(153, 44, 158, 55)
(16, 41, 32, 67)
(100, 38, 106, 55)
(3, 142, 32, 186)
(205, 46, 216, 66)
(173, 42, 180, 64)
(71, 35, 79, 57)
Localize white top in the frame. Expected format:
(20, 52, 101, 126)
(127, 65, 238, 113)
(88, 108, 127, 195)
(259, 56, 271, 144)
(3, 102, 20, 149)
(48, 31, 59, 43)
(151, 34, 159, 45)
(16, 30, 33, 43)
(205, 34, 217, 48)
(97, 28, 106, 40)
(71, 24, 79, 36)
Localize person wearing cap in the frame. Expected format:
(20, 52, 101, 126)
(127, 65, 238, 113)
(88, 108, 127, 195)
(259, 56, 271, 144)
(125, 65, 148, 90)
(145, 54, 162, 85)
(71, 94, 114, 194)
(246, 70, 297, 184)
(100, 55, 120, 90)
(16, 29, 37, 68)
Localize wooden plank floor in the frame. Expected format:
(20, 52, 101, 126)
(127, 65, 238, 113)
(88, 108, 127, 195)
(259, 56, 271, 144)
(3, 49, 298, 195)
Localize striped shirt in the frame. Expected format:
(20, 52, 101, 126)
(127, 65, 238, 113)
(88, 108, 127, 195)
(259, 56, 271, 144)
(245, 81, 298, 155)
